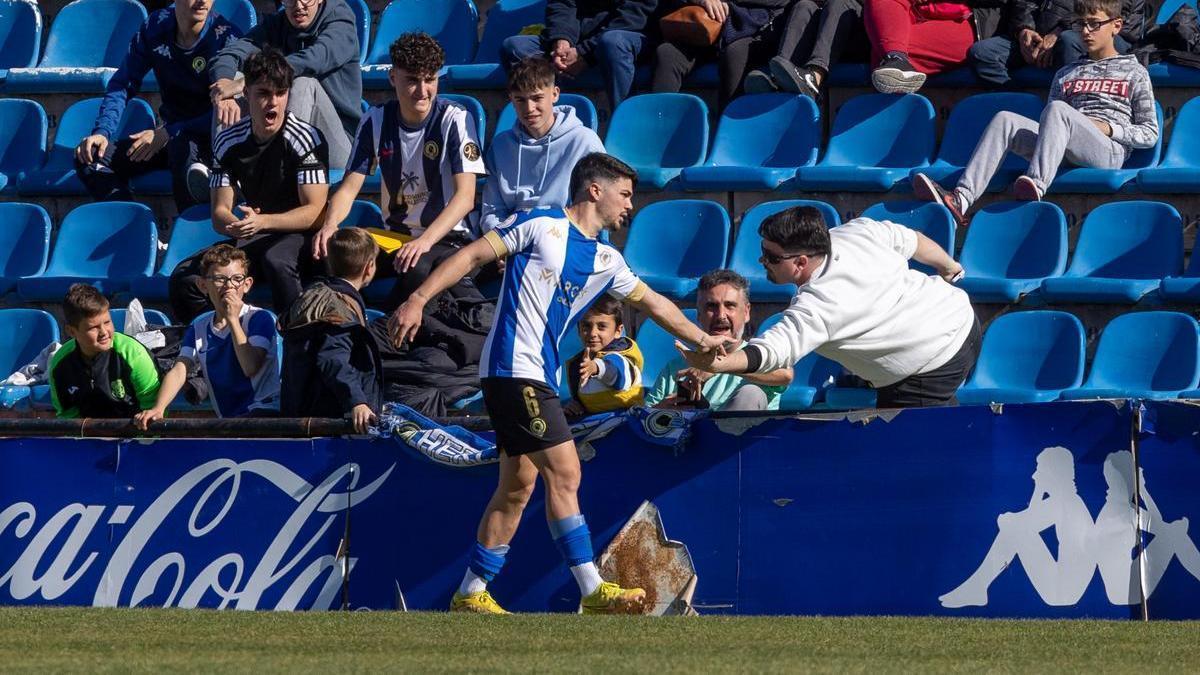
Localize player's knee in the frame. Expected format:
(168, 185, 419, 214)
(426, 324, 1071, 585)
(543, 467, 581, 498)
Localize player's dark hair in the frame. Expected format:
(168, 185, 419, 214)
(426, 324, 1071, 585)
(63, 283, 109, 327)
(698, 269, 750, 302)
(200, 244, 251, 276)
(1075, 0, 1121, 19)
(583, 296, 624, 326)
(569, 152, 638, 202)
(507, 56, 556, 94)
(758, 206, 832, 258)
(328, 228, 378, 278)
(390, 32, 445, 74)
(244, 45, 293, 91)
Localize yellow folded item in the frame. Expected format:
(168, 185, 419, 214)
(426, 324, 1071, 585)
(363, 227, 414, 254)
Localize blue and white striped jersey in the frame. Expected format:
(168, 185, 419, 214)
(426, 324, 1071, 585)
(480, 208, 647, 390)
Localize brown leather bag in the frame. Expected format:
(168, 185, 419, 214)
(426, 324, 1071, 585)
(659, 5, 723, 47)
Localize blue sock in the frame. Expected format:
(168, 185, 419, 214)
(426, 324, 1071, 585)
(467, 542, 509, 583)
(551, 515, 594, 568)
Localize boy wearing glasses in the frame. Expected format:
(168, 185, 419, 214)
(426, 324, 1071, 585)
(136, 245, 280, 428)
(913, 0, 1157, 224)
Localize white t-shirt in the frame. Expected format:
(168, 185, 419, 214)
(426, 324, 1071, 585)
(749, 218, 975, 387)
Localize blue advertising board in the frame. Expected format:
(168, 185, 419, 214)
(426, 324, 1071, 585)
(3, 401, 1200, 617)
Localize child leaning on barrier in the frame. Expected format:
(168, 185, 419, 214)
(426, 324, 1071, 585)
(563, 296, 644, 417)
(50, 284, 160, 419)
(135, 245, 280, 429)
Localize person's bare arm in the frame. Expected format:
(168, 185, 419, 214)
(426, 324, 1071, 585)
(741, 366, 793, 387)
(228, 183, 329, 238)
(314, 171, 367, 259)
(626, 287, 718, 348)
(389, 237, 500, 345)
(394, 173, 477, 272)
(911, 231, 963, 283)
(212, 185, 239, 236)
(134, 360, 188, 430)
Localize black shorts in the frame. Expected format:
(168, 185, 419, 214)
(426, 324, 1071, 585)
(480, 377, 573, 456)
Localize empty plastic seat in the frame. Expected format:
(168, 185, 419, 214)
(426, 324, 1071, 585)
(730, 200, 841, 302)
(1138, 97, 1200, 193)
(678, 94, 820, 191)
(637, 309, 698, 391)
(1156, 0, 1194, 23)
(0, 203, 51, 294)
(1160, 247, 1200, 301)
(341, 200, 384, 228)
(794, 93, 935, 191)
(447, 0, 546, 88)
(129, 205, 226, 300)
(623, 200, 730, 299)
(1050, 102, 1163, 193)
(1061, 312, 1200, 400)
(20, 97, 156, 195)
(759, 312, 841, 410)
(859, 201, 955, 275)
(822, 386, 876, 409)
(0, 0, 41, 82)
(957, 202, 1068, 303)
(17, 202, 157, 301)
(212, 0, 256, 33)
(913, 92, 1044, 190)
(0, 99, 46, 192)
(361, 0, 478, 88)
(0, 309, 60, 409)
(5, 0, 147, 93)
(605, 94, 710, 189)
(344, 0, 371, 63)
(493, 93, 599, 141)
(1040, 201, 1182, 304)
(110, 307, 171, 332)
(957, 311, 1085, 405)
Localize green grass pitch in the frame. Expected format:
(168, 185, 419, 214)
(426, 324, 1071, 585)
(1, 608, 1197, 673)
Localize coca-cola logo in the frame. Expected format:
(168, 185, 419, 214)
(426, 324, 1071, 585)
(0, 459, 394, 610)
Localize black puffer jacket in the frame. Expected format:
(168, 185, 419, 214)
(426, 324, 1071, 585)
(1010, 0, 1147, 42)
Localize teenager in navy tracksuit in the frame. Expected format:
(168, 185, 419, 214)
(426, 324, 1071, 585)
(74, 1, 241, 210)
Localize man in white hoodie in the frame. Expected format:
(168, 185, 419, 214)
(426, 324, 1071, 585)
(480, 57, 606, 235)
(677, 205, 981, 409)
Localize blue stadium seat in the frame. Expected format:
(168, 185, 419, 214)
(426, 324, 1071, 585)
(447, 0, 546, 88)
(822, 387, 876, 409)
(0, 0, 41, 83)
(557, 329, 584, 401)
(1156, 0, 1194, 22)
(794, 93, 935, 191)
(109, 307, 172, 332)
(1040, 201, 1182, 304)
(344, 0, 371, 63)
(0, 99, 46, 193)
(5, 0, 147, 94)
(912, 92, 1044, 190)
(759, 312, 840, 410)
(0, 309, 60, 410)
(1160, 247, 1200, 302)
(957, 311, 1085, 405)
(360, 94, 485, 193)
(1137, 97, 1200, 193)
(956, 202, 1068, 303)
(493, 93, 599, 141)
(20, 97, 156, 195)
(859, 201, 955, 275)
(361, 0, 478, 88)
(1050, 102, 1163, 193)
(365, 309, 386, 322)
(212, 0, 256, 33)
(1061, 312, 1200, 401)
(129, 205, 226, 300)
(636, 308, 698, 393)
(678, 94, 821, 191)
(17, 202, 157, 301)
(605, 93, 709, 190)
(731, 200, 840, 302)
(623, 200, 730, 299)
(341, 200, 384, 228)
(0, 203, 51, 295)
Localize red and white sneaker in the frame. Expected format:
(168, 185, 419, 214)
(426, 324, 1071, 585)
(1012, 175, 1044, 201)
(912, 173, 967, 227)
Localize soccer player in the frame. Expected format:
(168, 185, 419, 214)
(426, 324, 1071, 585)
(390, 152, 722, 614)
(168, 47, 330, 324)
(135, 245, 280, 428)
(316, 32, 486, 310)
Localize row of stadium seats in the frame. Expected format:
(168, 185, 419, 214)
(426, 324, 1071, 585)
(11, 0, 1200, 93)
(8, 90, 1200, 197)
(628, 198, 1199, 305)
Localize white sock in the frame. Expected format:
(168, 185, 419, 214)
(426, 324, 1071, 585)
(953, 188, 970, 213)
(458, 569, 488, 595)
(570, 562, 604, 596)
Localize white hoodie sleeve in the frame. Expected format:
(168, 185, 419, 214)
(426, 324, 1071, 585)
(746, 296, 831, 373)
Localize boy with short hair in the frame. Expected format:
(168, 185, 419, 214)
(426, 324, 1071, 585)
(316, 32, 487, 310)
(280, 228, 383, 433)
(49, 284, 160, 419)
(480, 56, 605, 234)
(913, 0, 1158, 224)
(135, 245, 280, 428)
(564, 296, 644, 416)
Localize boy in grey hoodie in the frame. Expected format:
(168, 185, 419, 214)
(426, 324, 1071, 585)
(912, 0, 1157, 225)
(480, 57, 606, 235)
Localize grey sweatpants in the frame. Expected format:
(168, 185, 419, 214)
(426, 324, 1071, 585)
(288, 77, 352, 171)
(957, 100, 1129, 207)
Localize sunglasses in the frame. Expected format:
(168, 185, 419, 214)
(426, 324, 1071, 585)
(759, 249, 807, 265)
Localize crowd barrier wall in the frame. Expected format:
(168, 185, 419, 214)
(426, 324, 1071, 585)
(3, 400, 1200, 618)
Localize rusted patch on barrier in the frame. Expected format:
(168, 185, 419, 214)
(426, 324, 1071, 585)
(597, 501, 698, 616)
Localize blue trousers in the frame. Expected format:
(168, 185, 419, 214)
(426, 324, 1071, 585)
(501, 30, 648, 107)
(970, 32, 1132, 87)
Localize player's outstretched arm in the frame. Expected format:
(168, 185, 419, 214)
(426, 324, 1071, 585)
(389, 237, 499, 346)
(629, 287, 723, 351)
